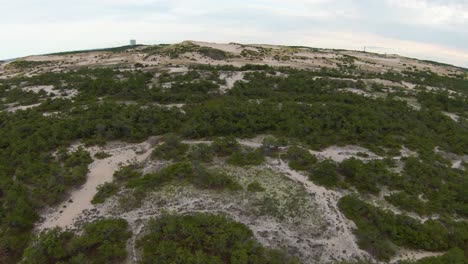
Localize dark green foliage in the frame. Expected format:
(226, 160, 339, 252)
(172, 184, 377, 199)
(338, 158, 397, 194)
(143, 42, 231, 60)
(227, 148, 265, 166)
(386, 155, 468, 217)
(338, 195, 468, 261)
(128, 162, 241, 191)
(152, 135, 189, 161)
(188, 143, 214, 162)
(21, 218, 131, 264)
(138, 213, 300, 264)
(211, 137, 241, 156)
(282, 146, 317, 171)
(92, 182, 119, 204)
(48, 45, 142, 55)
(310, 160, 339, 188)
(9, 60, 52, 69)
(247, 181, 265, 192)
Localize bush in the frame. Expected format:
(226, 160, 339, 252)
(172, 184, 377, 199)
(338, 195, 468, 261)
(128, 162, 241, 191)
(113, 165, 142, 183)
(282, 146, 317, 171)
(212, 137, 241, 156)
(188, 143, 214, 162)
(137, 213, 300, 264)
(227, 148, 265, 166)
(21, 218, 131, 264)
(92, 182, 119, 204)
(152, 135, 189, 161)
(310, 160, 339, 188)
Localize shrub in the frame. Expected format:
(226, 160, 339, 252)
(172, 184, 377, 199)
(92, 182, 119, 204)
(227, 148, 265, 166)
(282, 146, 317, 171)
(188, 143, 214, 162)
(212, 137, 241, 156)
(152, 135, 189, 161)
(310, 160, 339, 188)
(22, 218, 131, 264)
(138, 213, 299, 264)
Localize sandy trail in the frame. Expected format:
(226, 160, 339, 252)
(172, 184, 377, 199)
(37, 141, 152, 230)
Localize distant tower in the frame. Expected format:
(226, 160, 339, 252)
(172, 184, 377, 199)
(130, 39, 136, 46)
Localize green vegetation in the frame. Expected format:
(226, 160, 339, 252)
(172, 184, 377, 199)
(92, 182, 119, 204)
(128, 162, 241, 191)
(151, 135, 189, 161)
(143, 42, 232, 60)
(21, 218, 131, 264)
(0, 46, 467, 262)
(227, 148, 265, 166)
(282, 146, 317, 171)
(385, 155, 467, 217)
(138, 213, 300, 264)
(188, 143, 214, 162)
(338, 158, 397, 195)
(212, 137, 241, 156)
(48, 45, 143, 55)
(338, 195, 467, 261)
(9, 60, 53, 69)
(310, 159, 339, 188)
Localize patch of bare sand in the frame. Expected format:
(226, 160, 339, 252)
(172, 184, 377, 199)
(309, 145, 382, 162)
(22, 85, 78, 99)
(391, 250, 445, 263)
(219, 71, 245, 93)
(5, 103, 42, 112)
(37, 140, 152, 230)
(190, 41, 244, 54)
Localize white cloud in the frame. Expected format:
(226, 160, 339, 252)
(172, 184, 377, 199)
(387, 0, 468, 26)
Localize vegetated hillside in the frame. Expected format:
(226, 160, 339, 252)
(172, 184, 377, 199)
(0, 41, 466, 264)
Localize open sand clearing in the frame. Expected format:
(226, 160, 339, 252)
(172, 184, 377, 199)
(219, 71, 245, 93)
(37, 141, 152, 230)
(310, 145, 382, 162)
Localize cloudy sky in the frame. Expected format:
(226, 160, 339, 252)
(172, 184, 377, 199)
(1, 0, 467, 67)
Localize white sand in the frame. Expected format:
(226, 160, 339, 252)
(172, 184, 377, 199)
(309, 145, 382, 162)
(6, 103, 41, 112)
(37, 141, 152, 230)
(442, 112, 460, 122)
(219, 71, 245, 93)
(391, 249, 445, 263)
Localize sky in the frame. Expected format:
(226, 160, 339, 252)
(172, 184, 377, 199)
(1, 0, 467, 67)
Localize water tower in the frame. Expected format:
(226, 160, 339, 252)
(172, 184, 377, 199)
(130, 39, 136, 46)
